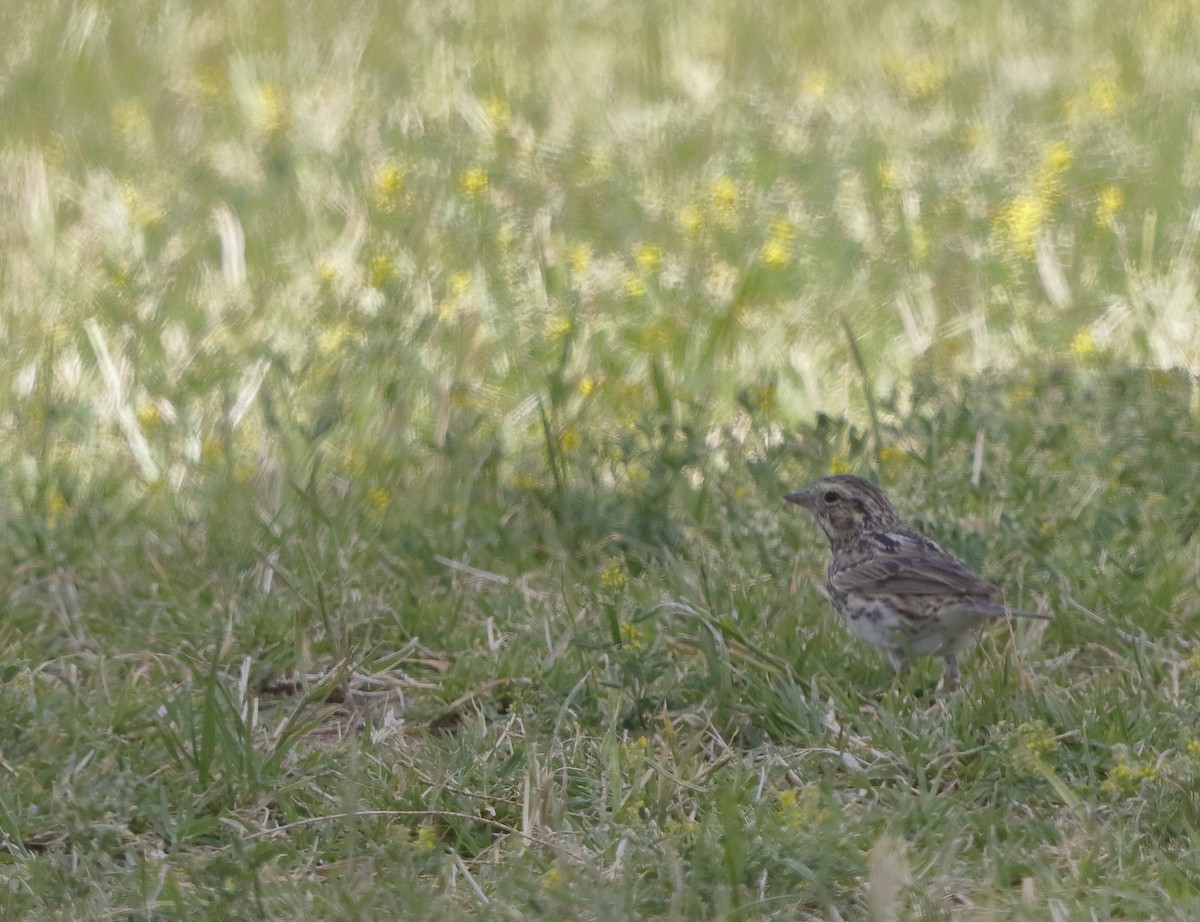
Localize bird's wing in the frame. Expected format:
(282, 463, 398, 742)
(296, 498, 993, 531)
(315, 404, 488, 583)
(828, 530, 999, 598)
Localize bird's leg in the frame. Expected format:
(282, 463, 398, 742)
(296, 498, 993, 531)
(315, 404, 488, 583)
(942, 655, 960, 692)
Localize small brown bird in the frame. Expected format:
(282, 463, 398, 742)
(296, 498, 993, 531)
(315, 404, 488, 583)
(785, 474, 1049, 690)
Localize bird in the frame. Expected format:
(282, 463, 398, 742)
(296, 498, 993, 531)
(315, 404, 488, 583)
(784, 474, 1049, 691)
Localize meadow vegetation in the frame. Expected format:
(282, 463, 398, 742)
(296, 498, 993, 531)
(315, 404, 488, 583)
(2, 0, 1200, 918)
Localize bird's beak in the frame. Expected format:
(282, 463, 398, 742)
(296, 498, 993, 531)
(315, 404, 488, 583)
(784, 489, 815, 509)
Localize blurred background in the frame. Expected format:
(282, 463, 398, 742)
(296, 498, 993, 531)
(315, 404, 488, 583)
(3, 1, 1200, 918)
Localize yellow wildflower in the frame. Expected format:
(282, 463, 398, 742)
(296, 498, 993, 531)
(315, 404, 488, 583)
(369, 255, 395, 287)
(458, 167, 489, 197)
(878, 444, 907, 465)
(1071, 329, 1097, 358)
(760, 239, 789, 268)
(636, 243, 663, 272)
(619, 621, 644, 650)
(548, 315, 572, 339)
(712, 176, 738, 211)
(600, 561, 625, 589)
(483, 95, 510, 127)
(569, 243, 591, 273)
(679, 205, 704, 237)
(252, 84, 287, 136)
(374, 162, 404, 212)
(995, 194, 1045, 258)
(413, 826, 439, 851)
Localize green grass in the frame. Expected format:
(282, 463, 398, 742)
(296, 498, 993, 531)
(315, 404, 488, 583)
(3, 0, 1200, 918)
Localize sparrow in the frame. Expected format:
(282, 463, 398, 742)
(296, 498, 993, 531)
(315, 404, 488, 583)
(785, 474, 1049, 690)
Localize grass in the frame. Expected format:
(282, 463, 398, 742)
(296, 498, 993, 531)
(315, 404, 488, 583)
(3, 0, 1200, 918)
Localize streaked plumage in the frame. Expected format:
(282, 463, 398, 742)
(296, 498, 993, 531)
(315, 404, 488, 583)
(785, 474, 1049, 690)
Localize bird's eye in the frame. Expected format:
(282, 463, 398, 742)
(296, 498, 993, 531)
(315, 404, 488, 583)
(823, 491, 840, 503)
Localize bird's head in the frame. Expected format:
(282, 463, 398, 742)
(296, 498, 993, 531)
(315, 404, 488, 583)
(784, 474, 903, 548)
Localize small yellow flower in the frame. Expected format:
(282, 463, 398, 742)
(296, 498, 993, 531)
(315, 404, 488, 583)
(625, 736, 649, 756)
(712, 176, 738, 211)
(1070, 329, 1097, 358)
(449, 270, 472, 296)
(995, 194, 1045, 259)
(413, 825, 439, 851)
(458, 167, 489, 197)
(1039, 142, 1074, 187)
(317, 262, 338, 285)
(560, 428, 580, 452)
(828, 456, 852, 475)
(1187, 740, 1200, 761)
(137, 404, 160, 428)
(1095, 184, 1123, 229)
(569, 243, 591, 273)
(374, 162, 405, 212)
(679, 206, 704, 237)
(770, 218, 797, 242)
(777, 785, 823, 829)
(619, 620, 644, 650)
(625, 275, 646, 297)
(548, 314, 572, 339)
(369, 255, 395, 287)
(1101, 750, 1159, 796)
(878, 444, 907, 465)
(319, 322, 358, 353)
(252, 84, 287, 136)
(579, 375, 597, 396)
(899, 57, 946, 99)
(600, 561, 625, 590)
(760, 239, 789, 269)
(483, 95, 510, 127)
(635, 243, 663, 272)
(367, 486, 391, 510)
(436, 300, 458, 324)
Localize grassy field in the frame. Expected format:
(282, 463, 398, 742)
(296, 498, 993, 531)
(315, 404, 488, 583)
(3, 0, 1200, 918)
